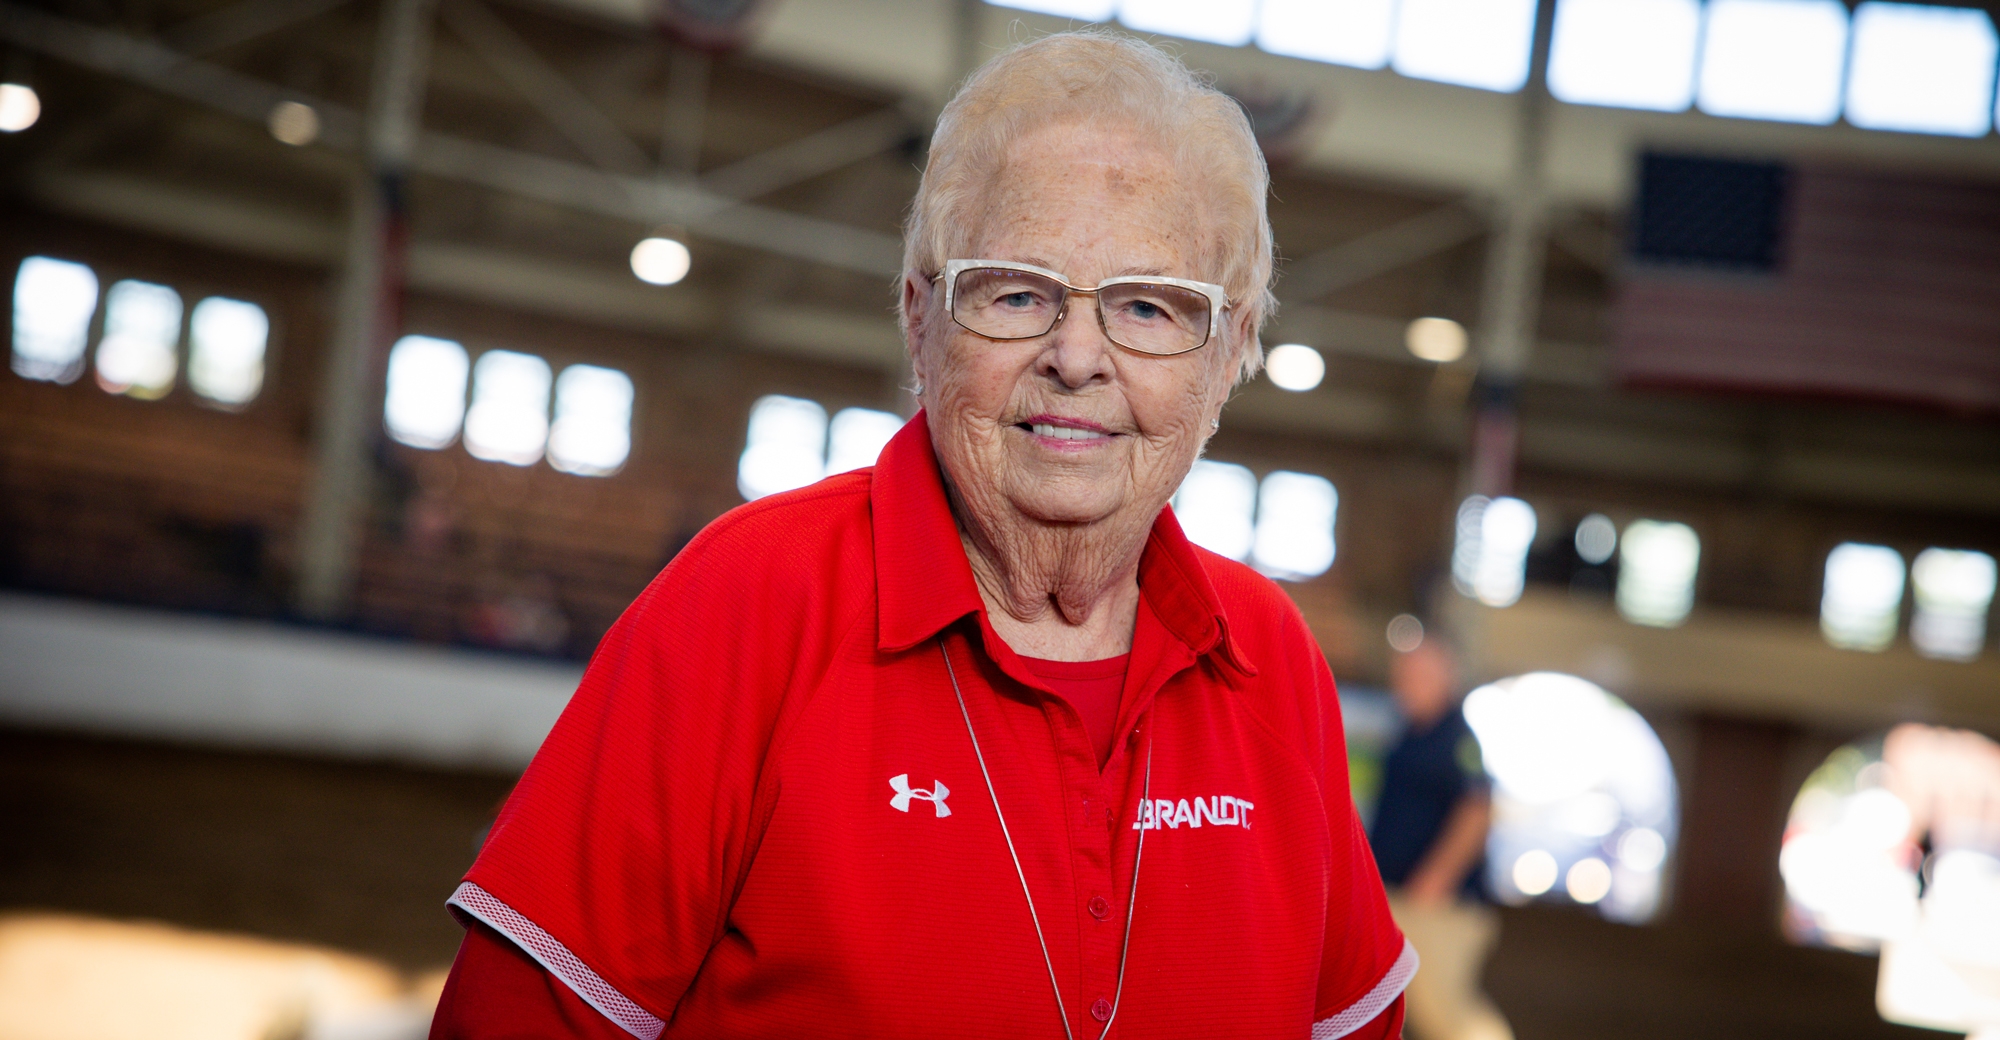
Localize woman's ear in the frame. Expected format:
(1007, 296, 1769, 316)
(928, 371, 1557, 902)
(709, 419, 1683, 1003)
(901, 272, 934, 377)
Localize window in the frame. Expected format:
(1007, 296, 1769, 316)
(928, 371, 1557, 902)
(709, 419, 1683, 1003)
(1821, 542, 1906, 652)
(548, 365, 635, 476)
(739, 395, 829, 501)
(737, 398, 903, 500)
(1453, 495, 1538, 608)
(1173, 464, 1339, 581)
(985, 0, 1114, 19)
(1845, 2, 1998, 137)
(1172, 461, 1258, 562)
(11, 256, 97, 384)
(1616, 519, 1700, 627)
(1392, 0, 1540, 93)
(1697, 0, 1850, 125)
(1465, 672, 1679, 923)
(384, 336, 471, 449)
(1547, 0, 1702, 112)
(95, 280, 182, 400)
(1119, 0, 1256, 47)
(827, 407, 903, 475)
(1256, 0, 1395, 69)
(463, 350, 552, 466)
(188, 297, 268, 406)
(1252, 471, 1338, 580)
(1909, 548, 1995, 662)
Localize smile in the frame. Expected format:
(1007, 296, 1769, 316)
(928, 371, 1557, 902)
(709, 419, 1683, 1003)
(1015, 415, 1117, 447)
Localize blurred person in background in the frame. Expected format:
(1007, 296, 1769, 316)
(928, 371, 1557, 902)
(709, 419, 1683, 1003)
(1370, 633, 1511, 1040)
(430, 29, 1412, 1040)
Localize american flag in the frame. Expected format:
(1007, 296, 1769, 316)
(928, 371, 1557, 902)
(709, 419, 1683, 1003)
(1615, 158, 2000, 414)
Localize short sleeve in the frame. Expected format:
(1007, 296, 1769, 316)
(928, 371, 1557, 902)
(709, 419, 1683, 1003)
(450, 485, 866, 1037)
(1297, 622, 1418, 1034)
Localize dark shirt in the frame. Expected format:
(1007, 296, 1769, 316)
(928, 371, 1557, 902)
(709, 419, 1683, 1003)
(1368, 703, 1490, 898)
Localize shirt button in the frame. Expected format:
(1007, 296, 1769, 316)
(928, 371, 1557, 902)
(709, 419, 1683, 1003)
(1091, 998, 1113, 1022)
(1088, 895, 1110, 919)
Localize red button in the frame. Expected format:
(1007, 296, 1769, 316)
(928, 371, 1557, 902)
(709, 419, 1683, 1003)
(1090, 999, 1112, 1022)
(1088, 895, 1110, 919)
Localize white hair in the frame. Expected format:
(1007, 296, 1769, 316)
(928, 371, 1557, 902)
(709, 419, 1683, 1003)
(900, 29, 1275, 383)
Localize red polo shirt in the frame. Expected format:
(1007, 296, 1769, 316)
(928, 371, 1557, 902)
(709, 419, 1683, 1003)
(440, 412, 1413, 1039)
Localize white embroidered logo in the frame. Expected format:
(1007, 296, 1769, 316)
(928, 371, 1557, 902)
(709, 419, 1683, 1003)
(888, 774, 952, 817)
(1132, 795, 1254, 830)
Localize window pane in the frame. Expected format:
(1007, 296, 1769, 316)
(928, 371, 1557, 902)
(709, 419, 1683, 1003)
(1120, 0, 1256, 47)
(11, 256, 98, 384)
(1845, 2, 1998, 137)
(463, 350, 552, 466)
(1393, 0, 1540, 92)
(188, 297, 269, 406)
(1172, 460, 1256, 561)
(1820, 542, 1906, 651)
(384, 335, 470, 449)
(1257, 0, 1395, 69)
(1251, 471, 1337, 581)
(1454, 495, 1538, 607)
(984, 0, 1113, 19)
(1909, 547, 1995, 662)
(827, 407, 903, 475)
(738, 395, 828, 501)
(1616, 519, 1700, 627)
(548, 364, 634, 477)
(1465, 671, 1679, 923)
(1697, 0, 1850, 124)
(96, 280, 182, 400)
(1548, 0, 1702, 111)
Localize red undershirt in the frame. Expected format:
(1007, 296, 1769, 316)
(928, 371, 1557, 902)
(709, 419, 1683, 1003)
(1021, 653, 1129, 769)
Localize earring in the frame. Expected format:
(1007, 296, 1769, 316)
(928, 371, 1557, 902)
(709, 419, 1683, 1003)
(1210, 418, 1220, 432)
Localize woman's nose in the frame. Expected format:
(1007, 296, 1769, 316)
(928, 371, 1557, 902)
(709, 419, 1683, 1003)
(1038, 296, 1116, 389)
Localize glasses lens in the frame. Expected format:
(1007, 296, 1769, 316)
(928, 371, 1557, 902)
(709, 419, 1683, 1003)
(953, 268, 1065, 341)
(1099, 282, 1211, 355)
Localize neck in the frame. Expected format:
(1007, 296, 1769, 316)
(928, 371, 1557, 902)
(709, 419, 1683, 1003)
(947, 482, 1149, 663)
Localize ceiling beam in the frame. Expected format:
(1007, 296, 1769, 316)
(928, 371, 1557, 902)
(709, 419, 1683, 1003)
(0, 1, 905, 277)
(438, 0, 653, 175)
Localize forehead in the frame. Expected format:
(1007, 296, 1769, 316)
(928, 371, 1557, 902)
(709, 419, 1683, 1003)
(965, 120, 1210, 275)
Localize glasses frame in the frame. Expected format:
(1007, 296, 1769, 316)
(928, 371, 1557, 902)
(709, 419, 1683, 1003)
(932, 259, 1230, 357)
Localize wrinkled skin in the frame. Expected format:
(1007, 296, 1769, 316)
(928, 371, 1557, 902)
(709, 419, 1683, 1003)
(902, 120, 1254, 661)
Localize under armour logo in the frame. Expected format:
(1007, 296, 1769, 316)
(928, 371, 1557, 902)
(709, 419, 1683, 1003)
(888, 774, 951, 817)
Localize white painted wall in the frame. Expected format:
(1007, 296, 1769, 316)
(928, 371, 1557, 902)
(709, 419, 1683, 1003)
(0, 594, 581, 770)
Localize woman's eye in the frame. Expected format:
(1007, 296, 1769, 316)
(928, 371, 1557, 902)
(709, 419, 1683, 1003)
(999, 292, 1038, 309)
(1127, 300, 1164, 321)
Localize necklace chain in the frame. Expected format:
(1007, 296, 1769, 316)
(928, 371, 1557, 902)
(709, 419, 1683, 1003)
(940, 640, 1151, 1040)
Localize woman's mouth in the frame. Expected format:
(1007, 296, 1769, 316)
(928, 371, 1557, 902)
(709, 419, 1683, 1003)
(1016, 415, 1115, 445)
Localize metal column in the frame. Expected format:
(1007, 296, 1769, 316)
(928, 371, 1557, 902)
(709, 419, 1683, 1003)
(295, 0, 436, 619)
(1465, 0, 1559, 500)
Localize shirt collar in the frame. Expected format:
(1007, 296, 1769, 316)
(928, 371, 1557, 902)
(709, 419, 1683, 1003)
(871, 411, 1256, 676)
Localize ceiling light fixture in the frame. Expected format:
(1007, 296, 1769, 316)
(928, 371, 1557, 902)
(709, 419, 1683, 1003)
(0, 83, 41, 132)
(631, 236, 692, 286)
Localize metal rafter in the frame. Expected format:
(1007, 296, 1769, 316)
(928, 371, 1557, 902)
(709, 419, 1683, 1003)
(439, 0, 653, 175)
(0, 0, 905, 276)
(1279, 202, 1485, 304)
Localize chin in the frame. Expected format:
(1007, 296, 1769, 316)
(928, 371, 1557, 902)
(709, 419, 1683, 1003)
(1010, 484, 1123, 526)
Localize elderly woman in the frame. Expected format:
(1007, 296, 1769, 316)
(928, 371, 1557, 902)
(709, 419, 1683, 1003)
(432, 31, 1412, 1040)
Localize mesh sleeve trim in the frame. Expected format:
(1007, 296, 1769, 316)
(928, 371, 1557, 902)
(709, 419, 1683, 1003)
(448, 881, 667, 1040)
(1310, 938, 1420, 1040)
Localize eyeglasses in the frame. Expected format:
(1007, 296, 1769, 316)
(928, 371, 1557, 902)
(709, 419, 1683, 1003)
(932, 259, 1228, 357)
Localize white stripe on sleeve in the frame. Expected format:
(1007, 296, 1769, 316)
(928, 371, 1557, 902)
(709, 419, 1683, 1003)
(448, 881, 667, 1040)
(1310, 938, 1420, 1039)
